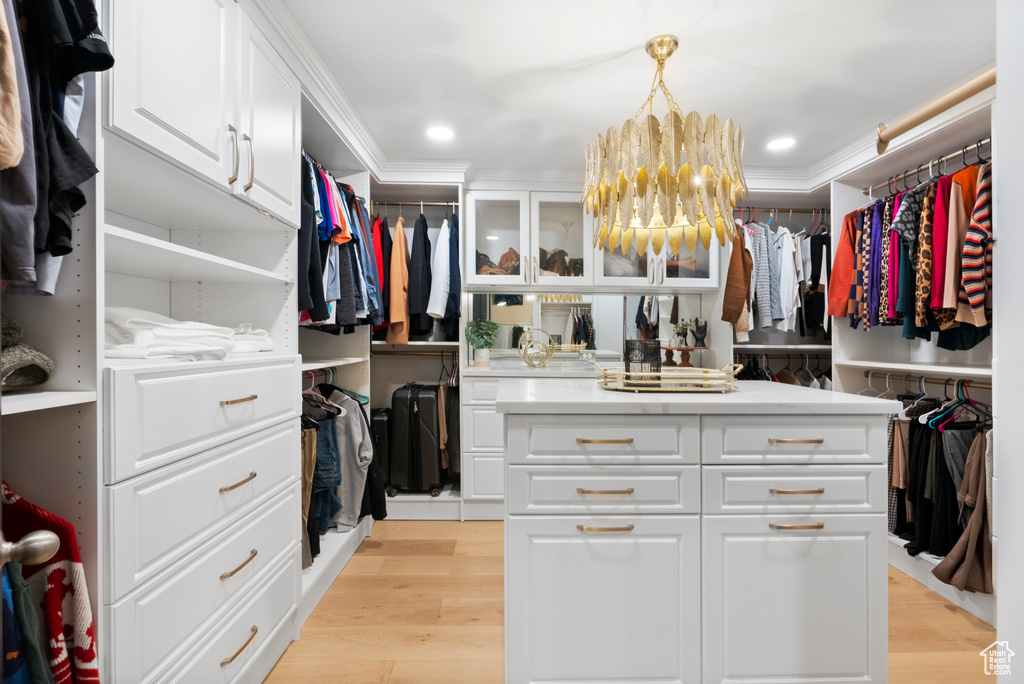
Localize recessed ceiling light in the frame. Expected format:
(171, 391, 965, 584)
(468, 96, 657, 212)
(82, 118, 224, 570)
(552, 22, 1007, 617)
(486, 235, 499, 240)
(427, 126, 454, 141)
(766, 137, 796, 151)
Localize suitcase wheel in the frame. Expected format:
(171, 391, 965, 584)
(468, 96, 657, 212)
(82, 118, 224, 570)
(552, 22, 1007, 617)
(430, 488, 442, 497)
(386, 487, 399, 497)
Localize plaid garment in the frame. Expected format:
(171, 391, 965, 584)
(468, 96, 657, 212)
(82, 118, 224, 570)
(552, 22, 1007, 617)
(888, 416, 897, 533)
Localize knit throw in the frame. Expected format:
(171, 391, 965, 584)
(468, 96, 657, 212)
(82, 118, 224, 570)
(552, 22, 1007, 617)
(1, 482, 98, 684)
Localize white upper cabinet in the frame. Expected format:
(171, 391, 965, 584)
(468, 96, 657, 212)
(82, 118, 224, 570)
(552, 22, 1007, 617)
(531, 192, 593, 287)
(236, 12, 302, 226)
(109, 0, 238, 190)
(108, 0, 301, 227)
(594, 234, 719, 290)
(465, 190, 531, 286)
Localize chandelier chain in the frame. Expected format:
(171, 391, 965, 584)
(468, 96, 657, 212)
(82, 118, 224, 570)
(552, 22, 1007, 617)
(633, 60, 684, 120)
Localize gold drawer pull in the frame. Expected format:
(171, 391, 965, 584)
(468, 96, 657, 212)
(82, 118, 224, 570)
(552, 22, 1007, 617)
(221, 394, 258, 406)
(770, 488, 826, 495)
(221, 625, 258, 666)
(769, 522, 825, 531)
(219, 549, 258, 580)
(769, 438, 824, 445)
(577, 488, 635, 496)
(576, 438, 634, 445)
(576, 524, 634, 533)
(219, 471, 257, 493)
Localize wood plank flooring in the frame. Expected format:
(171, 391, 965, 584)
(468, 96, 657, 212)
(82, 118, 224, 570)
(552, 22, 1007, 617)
(264, 520, 996, 684)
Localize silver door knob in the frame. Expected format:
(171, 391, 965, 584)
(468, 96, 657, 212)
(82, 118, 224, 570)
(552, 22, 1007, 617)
(0, 530, 60, 566)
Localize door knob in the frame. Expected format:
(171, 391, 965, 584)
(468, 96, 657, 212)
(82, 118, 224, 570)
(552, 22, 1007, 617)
(0, 530, 60, 566)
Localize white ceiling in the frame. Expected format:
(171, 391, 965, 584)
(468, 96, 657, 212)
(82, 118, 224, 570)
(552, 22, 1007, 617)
(281, 0, 995, 178)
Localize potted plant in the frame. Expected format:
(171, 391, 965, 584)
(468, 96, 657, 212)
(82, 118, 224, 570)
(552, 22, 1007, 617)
(465, 319, 499, 366)
(672, 319, 693, 346)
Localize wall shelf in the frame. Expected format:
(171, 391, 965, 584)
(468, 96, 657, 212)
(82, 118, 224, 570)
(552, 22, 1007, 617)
(2, 391, 98, 416)
(105, 225, 293, 285)
(835, 359, 992, 379)
(299, 357, 366, 372)
(372, 341, 459, 348)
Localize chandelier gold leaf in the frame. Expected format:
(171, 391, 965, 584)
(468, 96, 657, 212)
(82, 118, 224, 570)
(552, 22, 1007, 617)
(583, 34, 748, 256)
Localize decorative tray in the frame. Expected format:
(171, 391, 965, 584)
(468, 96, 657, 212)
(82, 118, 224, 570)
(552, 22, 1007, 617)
(595, 363, 742, 393)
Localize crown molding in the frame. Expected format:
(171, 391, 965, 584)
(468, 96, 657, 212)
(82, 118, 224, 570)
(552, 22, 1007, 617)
(466, 169, 584, 193)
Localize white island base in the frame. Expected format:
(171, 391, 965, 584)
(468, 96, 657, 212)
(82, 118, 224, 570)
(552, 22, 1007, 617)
(497, 379, 898, 684)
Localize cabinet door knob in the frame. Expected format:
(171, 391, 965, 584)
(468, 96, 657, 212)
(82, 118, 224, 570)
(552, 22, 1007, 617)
(219, 548, 258, 580)
(221, 625, 258, 666)
(769, 438, 824, 445)
(576, 524, 634, 533)
(243, 133, 255, 191)
(769, 488, 826, 495)
(576, 487, 635, 496)
(0, 530, 60, 566)
(769, 522, 825, 531)
(219, 471, 257, 493)
(576, 438, 634, 445)
(227, 124, 240, 184)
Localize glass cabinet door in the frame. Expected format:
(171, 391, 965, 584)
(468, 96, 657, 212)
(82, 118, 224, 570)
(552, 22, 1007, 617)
(531, 192, 592, 287)
(465, 190, 530, 286)
(658, 237, 719, 289)
(593, 241, 657, 288)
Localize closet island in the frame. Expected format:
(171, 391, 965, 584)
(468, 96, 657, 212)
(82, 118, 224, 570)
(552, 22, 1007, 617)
(497, 378, 898, 684)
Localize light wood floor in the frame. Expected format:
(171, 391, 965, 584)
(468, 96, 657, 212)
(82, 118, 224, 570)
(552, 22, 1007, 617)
(264, 520, 995, 684)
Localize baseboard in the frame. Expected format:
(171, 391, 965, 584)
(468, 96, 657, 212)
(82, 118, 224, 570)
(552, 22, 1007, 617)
(299, 516, 374, 624)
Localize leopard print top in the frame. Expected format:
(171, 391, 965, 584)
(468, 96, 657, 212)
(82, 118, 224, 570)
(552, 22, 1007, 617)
(914, 183, 937, 328)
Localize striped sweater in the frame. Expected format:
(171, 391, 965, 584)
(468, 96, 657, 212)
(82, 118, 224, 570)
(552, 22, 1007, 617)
(956, 163, 992, 327)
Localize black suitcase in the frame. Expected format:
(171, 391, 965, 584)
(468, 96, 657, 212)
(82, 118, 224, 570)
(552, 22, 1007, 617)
(370, 408, 392, 484)
(390, 384, 444, 496)
(445, 385, 461, 476)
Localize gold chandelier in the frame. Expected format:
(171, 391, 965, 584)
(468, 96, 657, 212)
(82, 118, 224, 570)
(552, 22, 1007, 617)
(583, 35, 748, 256)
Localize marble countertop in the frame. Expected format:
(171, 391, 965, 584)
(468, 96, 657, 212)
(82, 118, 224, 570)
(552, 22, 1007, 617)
(495, 378, 902, 415)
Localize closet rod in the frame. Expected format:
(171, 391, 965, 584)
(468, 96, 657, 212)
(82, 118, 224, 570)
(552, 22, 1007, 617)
(862, 137, 991, 196)
(876, 66, 996, 153)
(372, 350, 457, 357)
(734, 352, 832, 360)
(733, 206, 827, 215)
(862, 370, 991, 391)
(375, 201, 459, 207)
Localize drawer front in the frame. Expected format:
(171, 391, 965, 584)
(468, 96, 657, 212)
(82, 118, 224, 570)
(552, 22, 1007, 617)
(109, 490, 300, 684)
(108, 420, 300, 599)
(166, 551, 298, 684)
(508, 414, 699, 465)
(464, 378, 500, 404)
(702, 415, 886, 464)
(463, 405, 505, 451)
(702, 465, 887, 514)
(106, 357, 300, 483)
(509, 465, 699, 514)
(464, 452, 505, 499)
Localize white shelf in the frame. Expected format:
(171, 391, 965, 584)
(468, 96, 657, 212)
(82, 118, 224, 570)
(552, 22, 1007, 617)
(300, 357, 366, 372)
(734, 344, 832, 351)
(384, 484, 462, 521)
(1, 390, 97, 415)
(836, 359, 992, 379)
(299, 516, 373, 624)
(105, 225, 293, 285)
(372, 341, 459, 348)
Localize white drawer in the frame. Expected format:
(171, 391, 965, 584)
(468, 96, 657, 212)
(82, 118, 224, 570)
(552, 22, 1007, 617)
(107, 420, 300, 599)
(108, 489, 299, 684)
(105, 356, 300, 483)
(702, 415, 886, 464)
(464, 378, 500, 404)
(165, 551, 298, 684)
(509, 465, 699, 514)
(463, 405, 505, 451)
(464, 452, 504, 499)
(702, 465, 887, 515)
(507, 414, 699, 465)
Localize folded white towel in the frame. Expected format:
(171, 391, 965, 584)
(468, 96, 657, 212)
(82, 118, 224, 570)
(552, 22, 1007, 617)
(105, 343, 230, 361)
(105, 307, 237, 361)
(106, 307, 235, 340)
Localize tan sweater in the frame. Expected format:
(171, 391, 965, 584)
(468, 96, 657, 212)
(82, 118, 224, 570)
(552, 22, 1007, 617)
(0, 3, 23, 170)
(386, 216, 411, 343)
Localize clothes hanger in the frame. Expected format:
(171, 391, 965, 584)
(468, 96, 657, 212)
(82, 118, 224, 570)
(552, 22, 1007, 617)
(977, 139, 989, 164)
(919, 379, 959, 424)
(857, 373, 880, 396)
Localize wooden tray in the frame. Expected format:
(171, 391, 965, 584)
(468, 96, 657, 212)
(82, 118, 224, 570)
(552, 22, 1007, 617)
(595, 363, 742, 393)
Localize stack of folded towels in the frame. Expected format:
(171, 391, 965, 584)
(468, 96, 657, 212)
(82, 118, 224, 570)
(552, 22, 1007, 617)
(105, 307, 273, 361)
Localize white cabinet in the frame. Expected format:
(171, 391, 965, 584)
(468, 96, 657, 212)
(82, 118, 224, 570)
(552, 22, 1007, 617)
(108, 0, 301, 226)
(108, 0, 238, 189)
(465, 190, 531, 286)
(461, 377, 506, 503)
(530, 192, 593, 287)
(507, 515, 701, 684)
(702, 514, 887, 684)
(594, 236, 720, 290)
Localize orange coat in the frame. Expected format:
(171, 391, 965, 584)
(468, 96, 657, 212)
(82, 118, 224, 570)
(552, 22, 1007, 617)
(827, 211, 858, 317)
(386, 216, 410, 343)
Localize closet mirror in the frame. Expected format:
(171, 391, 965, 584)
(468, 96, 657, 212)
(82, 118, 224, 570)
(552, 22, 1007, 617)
(469, 293, 702, 362)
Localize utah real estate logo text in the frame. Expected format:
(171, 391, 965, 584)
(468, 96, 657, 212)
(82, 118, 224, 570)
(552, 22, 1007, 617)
(980, 641, 1014, 676)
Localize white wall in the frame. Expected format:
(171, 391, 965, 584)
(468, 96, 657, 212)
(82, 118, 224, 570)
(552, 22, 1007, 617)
(995, 1, 1022, 678)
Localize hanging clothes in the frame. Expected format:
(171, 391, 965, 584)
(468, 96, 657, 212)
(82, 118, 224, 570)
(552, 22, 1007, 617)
(371, 214, 392, 338)
(442, 212, 462, 341)
(407, 213, 433, 336)
(427, 218, 451, 319)
(386, 215, 410, 344)
(320, 386, 374, 531)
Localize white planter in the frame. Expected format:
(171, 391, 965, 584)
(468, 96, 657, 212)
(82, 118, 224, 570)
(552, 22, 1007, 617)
(475, 348, 490, 367)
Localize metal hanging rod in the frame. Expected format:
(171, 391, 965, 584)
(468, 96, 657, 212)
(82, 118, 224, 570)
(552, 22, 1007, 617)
(375, 201, 459, 207)
(863, 369, 991, 391)
(863, 137, 991, 196)
(734, 352, 832, 360)
(372, 350, 458, 357)
(876, 66, 995, 154)
(734, 207, 827, 215)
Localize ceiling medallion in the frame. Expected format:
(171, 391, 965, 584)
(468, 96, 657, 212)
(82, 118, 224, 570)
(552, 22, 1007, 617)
(583, 34, 748, 256)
